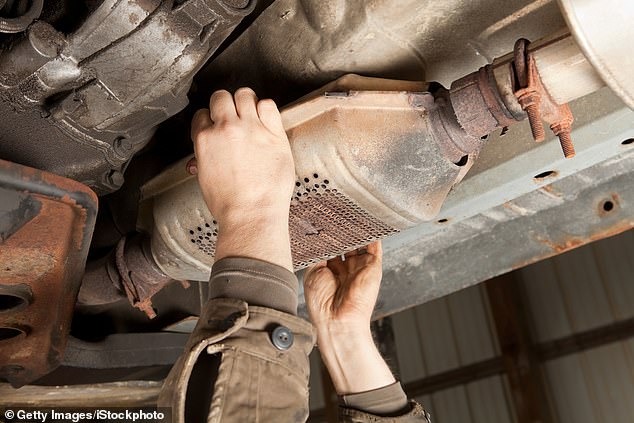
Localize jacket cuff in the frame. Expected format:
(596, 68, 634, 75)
(340, 400, 432, 422)
(209, 257, 298, 315)
(341, 381, 408, 416)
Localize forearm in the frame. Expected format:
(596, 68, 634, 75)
(316, 321, 395, 395)
(214, 210, 293, 272)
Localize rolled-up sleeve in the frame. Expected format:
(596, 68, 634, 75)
(208, 257, 299, 315)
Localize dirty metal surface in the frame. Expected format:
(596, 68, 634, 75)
(195, 0, 567, 106)
(0, 159, 97, 387)
(372, 133, 634, 318)
(294, 85, 634, 316)
(114, 234, 181, 319)
(450, 64, 520, 140)
(77, 233, 179, 318)
(557, 0, 634, 109)
(0, 0, 255, 194)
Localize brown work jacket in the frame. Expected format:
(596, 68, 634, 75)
(158, 259, 431, 422)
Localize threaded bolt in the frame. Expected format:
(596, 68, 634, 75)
(551, 123, 575, 158)
(525, 104, 546, 142)
(558, 132, 575, 158)
(517, 91, 545, 142)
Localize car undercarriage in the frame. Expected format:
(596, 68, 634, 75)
(0, 0, 633, 397)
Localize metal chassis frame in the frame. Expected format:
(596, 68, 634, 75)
(355, 87, 634, 317)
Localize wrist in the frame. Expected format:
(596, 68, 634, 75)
(216, 205, 288, 230)
(316, 321, 395, 395)
(316, 320, 373, 347)
(214, 209, 293, 271)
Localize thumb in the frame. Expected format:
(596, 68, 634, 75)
(304, 261, 341, 304)
(304, 260, 328, 288)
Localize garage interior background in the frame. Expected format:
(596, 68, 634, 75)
(308, 229, 634, 423)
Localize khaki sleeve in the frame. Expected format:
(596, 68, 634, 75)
(341, 381, 408, 415)
(209, 257, 299, 315)
(158, 298, 315, 423)
(339, 399, 432, 423)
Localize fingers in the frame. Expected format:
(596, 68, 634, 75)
(209, 90, 237, 122)
(203, 89, 285, 138)
(234, 87, 260, 121)
(191, 108, 213, 140)
(257, 98, 286, 137)
(366, 241, 382, 262)
(186, 157, 198, 175)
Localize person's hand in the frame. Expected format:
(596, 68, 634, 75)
(190, 88, 294, 270)
(304, 241, 382, 328)
(304, 241, 396, 394)
(191, 88, 294, 225)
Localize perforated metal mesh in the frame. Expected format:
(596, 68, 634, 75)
(289, 173, 398, 268)
(188, 173, 398, 269)
(188, 220, 218, 256)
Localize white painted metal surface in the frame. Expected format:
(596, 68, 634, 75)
(518, 230, 634, 423)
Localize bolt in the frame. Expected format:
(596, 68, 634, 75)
(113, 136, 133, 156)
(105, 170, 125, 187)
(517, 90, 545, 142)
(551, 123, 575, 158)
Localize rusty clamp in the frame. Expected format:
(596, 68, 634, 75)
(513, 38, 576, 158)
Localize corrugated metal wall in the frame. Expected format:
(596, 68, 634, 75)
(391, 285, 514, 423)
(309, 230, 634, 422)
(519, 230, 634, 422)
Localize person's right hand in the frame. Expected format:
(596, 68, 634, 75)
(303, 241, 382, 328)
(304, 241, 396, 394)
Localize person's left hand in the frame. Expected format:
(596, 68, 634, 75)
(188, 88, 295, 270)
(189, 88, 294, 226)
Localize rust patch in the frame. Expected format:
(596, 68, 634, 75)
(0, 249, 56, 279)
(538, 184, 561, 197)
(597, 193, 620, 217)
(514, 220, 634, 271)
(450, 65, 517, 140)
(129, 12, 140, 25)
(0, 159, 97, 387)
(535, 236, 584, 254)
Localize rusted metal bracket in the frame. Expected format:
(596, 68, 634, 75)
(0, 159, 97, 387)
(513, 38, 576, 158)
(115, 235, 186, 319)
